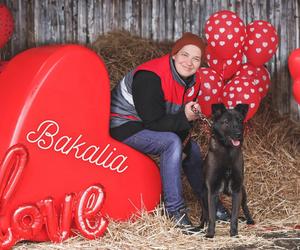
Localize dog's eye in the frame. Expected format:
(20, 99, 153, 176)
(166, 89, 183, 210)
(222, 119, 229, 125)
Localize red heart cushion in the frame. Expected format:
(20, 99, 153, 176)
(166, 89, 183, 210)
(0, 45, 161, 240)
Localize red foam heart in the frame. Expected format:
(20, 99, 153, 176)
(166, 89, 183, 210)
(0, 45, 161, 240)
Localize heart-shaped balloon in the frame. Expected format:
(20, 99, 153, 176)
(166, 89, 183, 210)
(0, 4, 14, 48)
(0, 45, 161, 241)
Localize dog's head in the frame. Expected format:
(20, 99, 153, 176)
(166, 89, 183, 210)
(211, 103, 249, 147)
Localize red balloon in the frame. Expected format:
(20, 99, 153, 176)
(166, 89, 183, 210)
(293, 78, 300, 104)
(0, 227, 15, 249)
(244, 20, 278, 66)
(221, 76, 261, 121)
(37, 194, 75, 242)
(74, 185, 108, 239)
(0, 4, 14, 48)
(0, 45, 162, 242)
(205, 10, 246, 59)
(197, 67, 224, 117)
(0, 144, 28, 214)
(11, 205, 43, 240)
(235, 63, 271, 98)
(288, 48, 300, 80)
(206, 45, 242, 80)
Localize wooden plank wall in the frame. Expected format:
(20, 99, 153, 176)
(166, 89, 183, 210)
(0, 0, 299, 122)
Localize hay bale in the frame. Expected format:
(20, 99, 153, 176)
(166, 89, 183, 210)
(91, 31, 172, 88)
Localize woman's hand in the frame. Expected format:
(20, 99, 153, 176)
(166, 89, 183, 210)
(184, 101, 201, 121)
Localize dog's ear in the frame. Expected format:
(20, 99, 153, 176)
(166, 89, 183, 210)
(211, 103, 227, 118)
(235, 103, 249, 119)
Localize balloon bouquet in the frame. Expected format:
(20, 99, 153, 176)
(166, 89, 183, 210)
(288, 48, 300, 104)
(198, 10, 278, 121)
(0, 4, 14, 73)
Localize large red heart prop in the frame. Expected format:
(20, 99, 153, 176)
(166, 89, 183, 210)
(0, 45, 161, 241)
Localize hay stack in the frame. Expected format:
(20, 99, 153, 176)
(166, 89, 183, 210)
(91, 31, 172, 88)
(15, 31, 299, 250)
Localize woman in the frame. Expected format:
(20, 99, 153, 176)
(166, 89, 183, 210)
(110, 32, 228, 233)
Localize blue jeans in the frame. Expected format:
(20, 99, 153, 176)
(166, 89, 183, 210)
(123, 129, 203, 213)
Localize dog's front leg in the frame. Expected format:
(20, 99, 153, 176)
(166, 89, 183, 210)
(200, 188, 208, 228)
(206, 191, 218, 238)
(230, 190, 242, 236)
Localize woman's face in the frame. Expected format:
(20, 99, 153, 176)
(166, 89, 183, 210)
(172, 44, 202, 79)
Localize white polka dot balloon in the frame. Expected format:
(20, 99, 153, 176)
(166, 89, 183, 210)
(244, 20, 278, 66)
(197, 67, 224, 117)
(221, 76, 261, 121)
(204, 10, 246, 59)
(205, 45, 243, 80)
(235, 63, 271, 98)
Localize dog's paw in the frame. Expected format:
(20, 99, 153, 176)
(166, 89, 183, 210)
(230, 230, 238, 237)
(205, 230, 215, 238)
(205, 233, 215, 238)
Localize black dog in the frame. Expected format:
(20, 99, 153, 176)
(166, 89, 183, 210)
(200, 103, 254, 238)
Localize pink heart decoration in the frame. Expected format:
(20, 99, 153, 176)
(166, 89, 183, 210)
(0, 45, 161, 241)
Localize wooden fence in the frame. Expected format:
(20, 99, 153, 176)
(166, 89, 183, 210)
(0, 0, 300, 121)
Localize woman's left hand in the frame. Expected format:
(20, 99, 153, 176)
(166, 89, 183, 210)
(184, 101, 201, 121)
